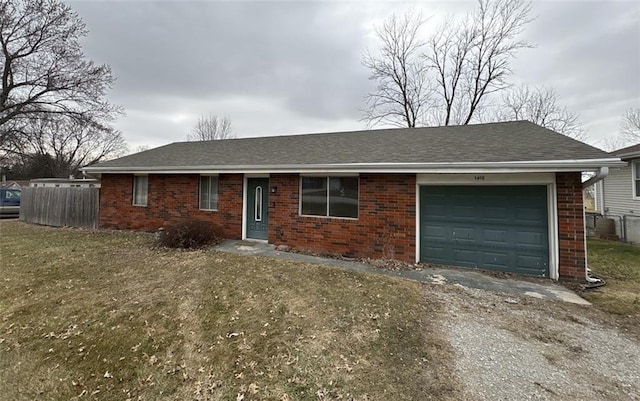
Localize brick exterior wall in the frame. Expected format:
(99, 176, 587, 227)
(99, 174, 243, 238)
(555, 172, 586, 280)
(98, 172, 586, 280)
(268, 174, 417, 262)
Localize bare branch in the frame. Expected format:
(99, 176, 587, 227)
(187, 114, 235, 141)
(361, 12, 434, 128)
(620, 108, 640, 144)
(427, 0, 533, 125)
(494, 84, 586, 140)
(0, 0, 122, 147)
(0, 114, 126, 177)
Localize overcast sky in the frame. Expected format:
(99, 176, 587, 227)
(69, 0, 640, 151)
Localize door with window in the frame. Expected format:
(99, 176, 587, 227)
(246, 178, 269, 240)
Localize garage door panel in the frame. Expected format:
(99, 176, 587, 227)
(516, 207, 547, 222)
(451, 226, 475, 240)
(516, 255, 547, 272)
(420, 185, 549, 276)
(515, 231, 545, 247)
(481, 228, 508, 244)
(421, 245, 449, 264)
(452, 249, 480, 266)
(483, 206, 511, 221)
(481, 252, 511, 269)
(422, 225, 448, 240)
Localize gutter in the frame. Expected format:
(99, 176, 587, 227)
(83, 158, 626, 175)
(582, 167, 610, 284)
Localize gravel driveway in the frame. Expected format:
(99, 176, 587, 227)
(430, 285, 640, 401)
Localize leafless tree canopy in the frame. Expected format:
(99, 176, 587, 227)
(0, 0, 123, 176)
(620, 108, 640, 144)
(187, 114, 235, 141)
(1, 115, 126, 177)
(428, 0, 532, 126)
(362, 0, 533, 128)
(495, 84, 585, 140)
(361, 13, 432, 128)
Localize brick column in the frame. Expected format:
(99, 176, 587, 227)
(556, 172, 586, 280)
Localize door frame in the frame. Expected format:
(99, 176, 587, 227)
(242, 174, 270, 241)
(415, 173, 559, 279)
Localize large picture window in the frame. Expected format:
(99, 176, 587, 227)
(133, 175, 148, 206)
(200, 176, 219, 210)
(301, 176, 358, 218)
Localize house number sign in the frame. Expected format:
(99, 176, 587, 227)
(474, 175, 485, 181)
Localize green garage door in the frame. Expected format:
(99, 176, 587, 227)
(420, 185, 549, 276)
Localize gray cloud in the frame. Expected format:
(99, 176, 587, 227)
(71, 1, 639, 150)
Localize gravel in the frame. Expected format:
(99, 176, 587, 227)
(430, 285, 640, 401)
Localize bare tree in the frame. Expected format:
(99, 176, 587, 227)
(1, 115, 126, 177)
(361, 13, 433, 128)
(428, 0, 533, 125)
(0, 0, 122, 160)
(187, 114, 234, 141)
(599, 135, 628, 152)
(495, 84, 585, 140)
(362, 0, 533, 128)
(620, 108, 640, 144)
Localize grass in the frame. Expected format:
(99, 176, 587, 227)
(585, 239, 640, 316)
(0, 222, 459, 400)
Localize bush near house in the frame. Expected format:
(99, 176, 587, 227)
(157, 219, 221, 249)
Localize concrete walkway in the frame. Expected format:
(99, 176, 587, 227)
(211, 240, 590, 305)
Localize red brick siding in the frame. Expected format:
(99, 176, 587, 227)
(99, 172, 586, 280)
(269, 174, 417, 262)
(99, 174, 243, 238)
(556, 172, 586, 280)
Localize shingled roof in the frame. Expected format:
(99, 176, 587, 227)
(84, 121, 622, 174)
(611, 143, 640, 160)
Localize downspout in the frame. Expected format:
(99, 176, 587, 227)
(582, 167, 609, 190)
(582, 167, 609, 284)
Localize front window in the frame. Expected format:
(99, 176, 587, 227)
(199, 175, 219, 210)
(133, 175, 148, 206)
(634, 161, 640, 198)
(301, 176, 358, 218)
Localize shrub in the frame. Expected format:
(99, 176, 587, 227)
(157, 220, 220, 249)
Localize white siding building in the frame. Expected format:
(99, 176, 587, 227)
(594, 143, 640, 244)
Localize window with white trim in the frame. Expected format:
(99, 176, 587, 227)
(634, 161, 640, 198)
(300, 176, 358, 218)
(199, 175, 219, 210)
(133, 175, 148, 206)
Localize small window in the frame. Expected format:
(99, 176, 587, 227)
(634, 161, 640, 198)
(255, 186, 263, 221)
(199, 176, 219, 210)
(301, 176, 358, 218)
(133, 175, 148, 206)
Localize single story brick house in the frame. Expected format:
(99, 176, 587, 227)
(83, 121, 624, 281)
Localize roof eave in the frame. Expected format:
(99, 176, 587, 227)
(614, 151, 640, 160)
(83, 158, 625, 175)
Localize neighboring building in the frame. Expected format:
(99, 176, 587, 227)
(1, 180, 30, 189)
(594, 143, 640, 244)
(83, 121, 624, 281)
(29, 178, 101, 188)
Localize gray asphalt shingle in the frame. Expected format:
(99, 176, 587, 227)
(88, 121, 614, 170)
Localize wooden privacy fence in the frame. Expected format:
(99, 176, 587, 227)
(20, 187, 99, 229)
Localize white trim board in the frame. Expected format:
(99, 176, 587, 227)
(417, 172, 555, 185)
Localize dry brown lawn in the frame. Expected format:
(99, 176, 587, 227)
(0, 221, 460, 400)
